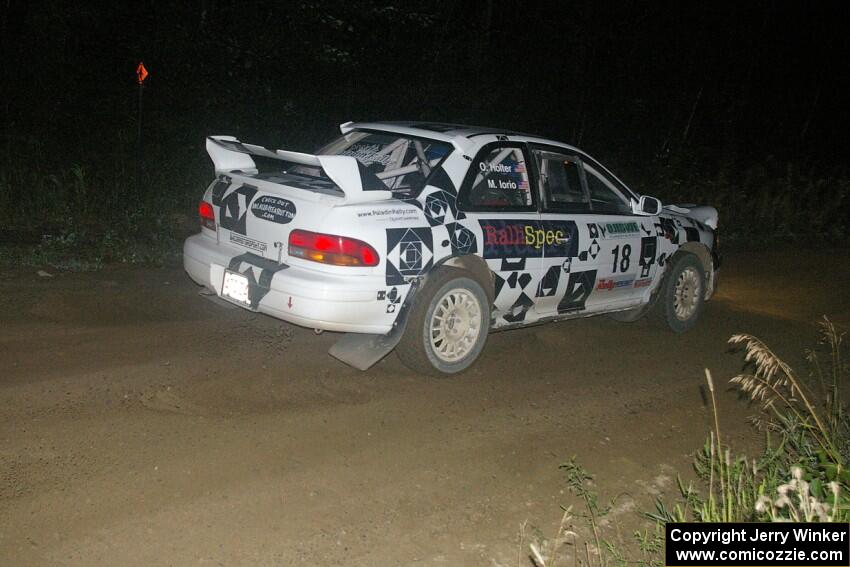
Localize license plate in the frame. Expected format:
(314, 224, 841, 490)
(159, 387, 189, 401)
(221, 270, 251, 306)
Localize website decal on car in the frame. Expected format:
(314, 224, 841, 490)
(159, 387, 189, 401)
(250, 196, 296, 224)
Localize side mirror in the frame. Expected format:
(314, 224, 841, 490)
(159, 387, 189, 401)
(634, 195, 661, 216)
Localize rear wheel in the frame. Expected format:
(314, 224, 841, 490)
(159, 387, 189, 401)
(396, 269, 490, 376)
(649, 253, 705, 333)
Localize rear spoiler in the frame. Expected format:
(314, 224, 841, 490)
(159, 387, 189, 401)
(206, 136, 392, 204)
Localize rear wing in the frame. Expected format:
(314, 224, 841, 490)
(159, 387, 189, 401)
(206, 136, 392, 204)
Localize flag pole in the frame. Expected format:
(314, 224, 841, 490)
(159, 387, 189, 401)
(135, 62, 148, 190)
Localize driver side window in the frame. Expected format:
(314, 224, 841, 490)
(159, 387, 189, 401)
(584, 163, 632, 215)
(459, 144, 535, 211)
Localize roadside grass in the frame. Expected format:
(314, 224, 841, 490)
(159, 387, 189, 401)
(523, 318, 848, 567)
(2, 134, 848, 271)
(640, 148, 850, 245)
(0, 137, 207, 270)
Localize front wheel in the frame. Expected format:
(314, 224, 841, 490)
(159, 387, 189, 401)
(396, 269, 490, 376)
(650, 253, 705, 333)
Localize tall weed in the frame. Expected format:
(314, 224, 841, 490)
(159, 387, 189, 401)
(526, 318, 848, 566)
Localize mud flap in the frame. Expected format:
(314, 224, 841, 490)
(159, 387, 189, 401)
(329, 279, 421, 371)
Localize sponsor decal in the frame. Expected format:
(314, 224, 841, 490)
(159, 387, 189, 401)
(634, 278, 652, 288)
(339, 143, 392, 166)
(251, 195, 296, 224)
(604, 221, 639, 238)
(229, 232, 267, 252)
(478, 219, 577, 259)
(596, 275, 635, 291)
(357, 206, 420, 222)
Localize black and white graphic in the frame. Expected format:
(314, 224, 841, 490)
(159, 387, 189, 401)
(356, 161, 390, 192)
(386, 227, 434, 285)
(684, 226, 700, 243)
(500, 257, 527, 271)
(638, 236, 658, 278)
(211, 177, 230, 205)
(227, 253, 288, 309)
(503, 292, 535, 323)
(582, 223, 602, 260)
(587, 238, 601, 260)
(507, 271, 532, 289)
(424, 190, 459, 226)
(536, 265, 562, 297)
(385, 286, 401, 312)
(218, 184, 258, 235)
(427, 167, 459, 196)
(656, 217, 679, 244)
(558, 270, 597, 313)
(493, 261, 532, 300)
(493, 254, 535, 322)
(446, 222, 478, 255)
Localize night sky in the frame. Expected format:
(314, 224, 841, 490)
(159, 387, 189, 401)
(1, 2, 848, 242)
(4, 3, 847, 155)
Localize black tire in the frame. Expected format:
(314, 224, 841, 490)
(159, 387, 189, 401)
(396, 269, 490, 376)
(649, 253, 705, 333)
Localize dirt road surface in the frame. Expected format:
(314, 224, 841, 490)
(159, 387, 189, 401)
(1, 246, 848, 565)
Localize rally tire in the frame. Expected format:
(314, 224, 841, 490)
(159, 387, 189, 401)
(649, 253, 705, 333)
(396, 269, 490, 377)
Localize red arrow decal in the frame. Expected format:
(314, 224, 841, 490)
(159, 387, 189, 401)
(287, 296, 293, 309)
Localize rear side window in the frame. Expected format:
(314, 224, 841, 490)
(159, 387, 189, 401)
(315, 131, 452, 193)
(459, 144, 535, 211)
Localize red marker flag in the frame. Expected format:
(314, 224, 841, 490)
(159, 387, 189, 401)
(136, 62, 149, 85)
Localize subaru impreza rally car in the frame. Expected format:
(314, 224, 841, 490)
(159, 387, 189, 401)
(184, 121, 719, 375)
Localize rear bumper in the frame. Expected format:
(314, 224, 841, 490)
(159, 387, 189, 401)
(183, 234, 395, 334)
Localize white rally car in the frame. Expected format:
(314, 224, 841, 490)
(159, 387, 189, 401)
(184, 121, 719, 375)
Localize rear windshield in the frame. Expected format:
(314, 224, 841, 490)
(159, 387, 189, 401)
(313, 130, 453, 193)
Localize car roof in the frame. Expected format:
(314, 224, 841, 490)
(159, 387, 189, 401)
(339, 121, 637, 199)
(340, 121, 581, 153)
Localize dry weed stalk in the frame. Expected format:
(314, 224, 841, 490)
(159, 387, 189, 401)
(728, 321, 843, 467)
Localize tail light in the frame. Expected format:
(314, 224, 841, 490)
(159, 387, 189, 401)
(199, 201, 216, 231)
(289, 229, 379, 267)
